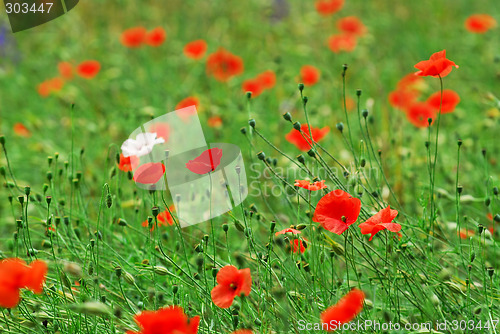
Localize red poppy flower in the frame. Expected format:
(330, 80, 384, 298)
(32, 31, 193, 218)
(211, 265, 252, 308)
(414, 50, 458, 78)
(459, 228, 475, 239)
(358, 206, 400, 241)
(118, 153, 139, 172)
(207, 116, 223, 128)
(327, 34, 357, 53)
(184, 40, 208, 60)
(396, 73, 424, 91)
(77, 60, 101, 79)
(275, 228, 301, 236)
(206, 48, 244, 82)
(133, 162, 166, 184)
(426, 89, 460, 114)
(13, 123, 31, 137)
(120, 27, 147, 48)
(321, 288, 365, 331)
(185, 148, 223, 175)
(294, 179, 327, 191)
(388, 89, 419, 110)
(176, 96, 200, 111)
(37, 77, 64, 97)
(242, 78, 264, 97)
(337, 16, 367, 36)
(315, 0, 344, 16)
(126, 306, 200, 334)
(58, 61, 73, 80)
(142, 207, 175, 231)
(406, 102, 436, 128)
(148, 123, 170, 141)
(256, 70, 276, 90)
(0, 258, 48, 308)
(465, 14, 496, 33)
(285, 124, 330, 151)
(146, 27, 167, 47)
(312, 189, 361, 235)
(300, 65, 321, 86)
(291, 239, 307, 253)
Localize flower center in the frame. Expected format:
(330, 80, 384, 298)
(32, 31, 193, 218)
(229, 283, 237, 290)
(341, 216, 347, 223)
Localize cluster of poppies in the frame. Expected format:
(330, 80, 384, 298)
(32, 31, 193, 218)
(120, 27, 167, 48)
(241, 70, 276, 98)
(37, 60, 101, 97)
(389, 50, 460, 127)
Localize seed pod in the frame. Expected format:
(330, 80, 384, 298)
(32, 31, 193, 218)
(234, 220, 245, 232)
(282, 112, 292, 122)
(444, 281, 465, 296)
(117, 218, 127, 227)
(330, 241, 345, 256)
(298, 83, 304, 92)
(123, 271, 135, 285)
(106, 194, 112, 208)
(336, 122, 344, 133)
(153, 266, 172, 276)
(222, 223, 229, 232)
(248, 119, 256, 128)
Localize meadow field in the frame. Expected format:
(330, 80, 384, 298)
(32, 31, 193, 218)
(0, 0, 499, 333)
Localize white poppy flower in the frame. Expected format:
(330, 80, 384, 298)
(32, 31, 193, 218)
(121, 132, 165, 157)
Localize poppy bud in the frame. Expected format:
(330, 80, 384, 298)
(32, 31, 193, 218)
(16, 219, 23, 228)
(90, 239, 95, 248)
(302, 96, 308, 104)
(485, 197, 491, 207)
(172, 285, 178, 294)
(255, 318, 262, 326)
(115, 267, 122, 278)
(303, 263, 310, 272)
(18, 195, 24, 205)
(272, 158, 278, 167)
(203, 234, 209, 243)
(248, 119, 256, 128)
(445, 281, 465, 296)
(296, 154, 305, 164)
(336, 122, 344, 133)
(330, 241, 345, 256)
(123, 272, 135, 285)
(307, 149, 315, 158)
(269, 221, 276, 233)
(265, 157, 272, 165)
(240, 127, 247, 135)
(457, 185, 463, 194)
(342, 64, 348, 76)
(282, 112, 292, 122)
(257, 151, 266, 161)
(482, 148, 486, 158)
(46, 196, 52, 205)
(246, 91, 252, 99)
(0, 135, 5, 145)
(493, 187, 499, 195)
(468, 264, 472, 272)
(356, 89, 362, 96)
(106, 194, 112, 208)
(152, 206, 159, 217)
(293, 121, 301, 131)
(494, 214, 500, 223)
(24, 186, 31, 196)
(0, 166, 5, 177)
(478, 224, 484, 235)
(110, 167, 117, 179)
(473, 306, 483, 315)
(211, 268, 218, 278)
(361, 109, 369, 119)
(194, 243, 203, 252)
(457, 139, 463, 147)
(117, 218, 127, 227)
(296, 224, 307, 230)
(470, 252, 476, 263)
(222, 223, 229, 232)
(430, 294, 440, 306)
(427, 118, 432, 126)
(424, 141, 430, 148)
(487, 267, 494, 278)
(298, 83, 304, 92)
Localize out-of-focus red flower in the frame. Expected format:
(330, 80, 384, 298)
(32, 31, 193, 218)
(414, 50, 458, 78)
(406, 102, 436, 128)
(207, 116, 223, 128)
(185, 148, 223, 175)
(142, 207, 175, 231)
(285, 124, 330, 151)
(118, 153, 139, 172)
(13, 123, 31, 137)
(176, 96, 200, 111)
(315, 0, 344, 16)
(120, 27, 147, 48)
(328, 34, 357, 53)
(358, 206, 400, 241)
(313, 189, 361, 235)
(459, 228, 475, 239)
(321, 289, 365, 331)
(388, 89, 419, 110)
(295, 179, 327, 191)
(397, 73, 425, 91)
(291, 239, 307, 253)
(426, 89, 460, 114)
(76, 60, 101, 79)
(300, 65, 321, 86)
(231, 330, 253, 334)
(149, 123, 170, 141)
(275, 228, 301, 236)
(37, 77, 64, 97)
(146, 27, 167, 47)
(0, 258, 48, 308)
(211, 265, 252, 309)
(465, 14, 497, 33)
(126, 306, 200, 334)
(184, 40, 208, 60)
(242, 78, 264, 97)
(337, 16, 367, 36)
(206, 48, 244, 82)
(58, 61, 73, 80)
(257, 70, 276, 90)
(133, 162, 166, 184)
